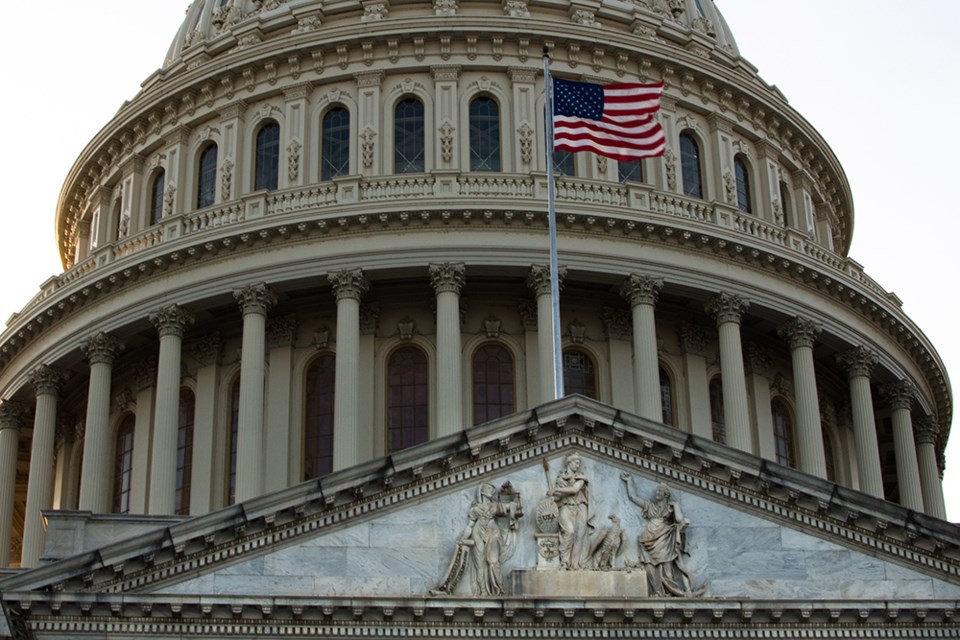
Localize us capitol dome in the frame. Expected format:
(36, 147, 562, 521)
(0, 1, 957, 638)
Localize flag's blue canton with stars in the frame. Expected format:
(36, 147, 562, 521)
(551, 78, 665, 161)
(554, 79, 604, 121)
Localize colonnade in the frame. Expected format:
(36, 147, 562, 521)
(0, 268, 948, 567)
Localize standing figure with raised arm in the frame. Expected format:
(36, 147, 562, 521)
(620, 474, 705, 596)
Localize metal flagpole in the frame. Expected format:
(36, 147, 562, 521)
(542, 47, 564, 401)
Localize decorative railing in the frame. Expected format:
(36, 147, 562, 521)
(184, 202, 246, 233)
(556, 178, 628, 207)
(268, 185, 337, 214)
(649, 192, 715, 223)
(360, 176, 436, 201)
(459, 175, 535, 198)
(732, 213, 787, 247)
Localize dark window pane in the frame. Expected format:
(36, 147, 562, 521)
(554, 149, 575, 176)
(197, 144, 218, 208)
(772, 399, 795, 467)
(469, 97, 501, 172)
(175, 389, 195, 515)
(680, 132, 702, 198)
(563, 349, 597, 399)
(228, 378, 240, 506)
(387, 346, 428, 452)
(304, 354, 336, 479)
(112, 415, 136, 514)
(150, 170, 165, 225)
(709, 377, 725, 444)
(472, 344, 514, 425)
(659, 367, 674, 426)
(734, 156, 751, 213)
(618, 159, 643, 183)
(322, 107, 350, 180)
(255, 122, 280, 190)
(395, 98, 425, 173)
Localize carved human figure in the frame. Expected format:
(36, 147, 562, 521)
(549, 453, 590, 570)
(620, 475, 704, 596)
(433, 482, 522, 596)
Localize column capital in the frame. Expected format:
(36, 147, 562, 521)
(234, 282, 278, 316)
(329, 269, 370, 302)
(777, 316, 822, 350)
(881, 380, 917, 410)
(360, 302, 381, 335)
(601, 307, 631, 341)
(913, 415, 940, 446)
(620, 274, 664, 307)
(80, 331, 125, 366)
(745, 342, 771, 376)
(0, 401, 26, 431)
(526, 264, 566, 297)
(705, 292, 749, 326)
(429, 262, 466, 295)
(192, 332, 222, 367)
(268, 314, 298, 348)
(149, 304, 195, 338)
(679, 322, 710, 355)
(132, 358, 158, 392)
(836, 346, 878, 379)
(29, 365, 65, 397)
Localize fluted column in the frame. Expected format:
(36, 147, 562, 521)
(837, 347, 883, 498)
(233, 283, 277, 502)
(705, 293, 751, 453)
(777, 317, 826, 477)
(330, 269, 369, 471)
(22, 365, 64, 567)
(0, 402, 24, 567)
(527, 265, 566, 403)
(77, 332, 125, 512)
(621, 275, 664, 421)
(914, 415, 946, 519)
(430, 263, 466, 435)
(148, 304, 194, 514)
(881, 381, 924, 512)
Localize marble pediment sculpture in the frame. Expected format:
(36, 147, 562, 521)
(2, 395, 959, 639)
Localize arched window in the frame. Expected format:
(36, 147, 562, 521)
(659, 366, 674, 426)
(112, 415, 136, 514)
(321, 107, 350, 181)
(553, 149, 575, 176)
(618, 159, 643, 183)
(771, 399, 795, 467)
(196, 144, 218, 209)
(709, 376, 725, 444)
(150, 169, 165, 225)
(563, 348, 597, 399)
(823, 427, 836, 482)
(472, 344, 514, 425)
(387, 346, 429, 453)
(679, 132, 702, 198)
(779, 180, 791, 226)
(304, 354, 336, 479)
(254, 121, 280, 190)
(227, 377, 240, 506)
(176, 389, 195, 515)
(734, 155, 751, 213)
(395, 98, 425, 173)
(469, 96, 501, 171)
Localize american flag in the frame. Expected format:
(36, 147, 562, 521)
(552, 78, 665, 161)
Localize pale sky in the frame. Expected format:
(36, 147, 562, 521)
(0, 1, 956, 519)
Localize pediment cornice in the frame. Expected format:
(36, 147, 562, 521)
(2, 396, 958, 601)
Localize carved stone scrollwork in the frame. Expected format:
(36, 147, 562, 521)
(360, 127, 377, 168)
(881, 380, 917, 410)
(502, 0, 529, 18)
(778, 316, 822, 350)
(0, 401, 26, 431)
(518, 299, 537, 331)
(267, 315, 298, 348)
(836, 346, 878, 379)
(704, 292, 749, 326)
(397, 318, 416, 341)
(439, 121, 455, 163)
(361, 0, 389, 22)
(621, 274, 663, 307)
(287, 138, 302, 181)
(132, 358, 158, 392)
(313, 327, 331, 350)
(221, 158, 234, 199)
(429, 262, 466, 295)
(567, 321, 586, 344)
(29, 365, 65, 397)
(744, 342, 770, 376)
(234, 282, 278, 316)
(192, 332, 222, 367)
(601, 307, 631, 340)
(723, 170, 736, 204)
(527, 264, 567, 297)
(360, 302, 381, 335)
(80, 332, 125, 366)
(679, 322, 709, 355)
(329, 269, 370, 302)
(149, 304, 195, 338)
(482, 316, 502, 339)
(518, 122, 534, 165)
(434, 0, 457, 16)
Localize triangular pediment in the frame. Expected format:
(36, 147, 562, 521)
(3, 396, 960, 636)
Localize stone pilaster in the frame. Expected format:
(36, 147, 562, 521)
(266, 316, 297, 492)
(148, 305, 194, 514)
(527, 265, 566, 403)
(430, 263, 466, 436)
(621, 274, 663, 421)
(679, 323, 712, 440)
(881, 380, 924, 512)
(913, 415, 946, 519)
(77, 332, 125, 513)
(22, 365, 64, 567)
(233, 283, 277, 502)
(705, 293, 751, 453)
(330, 269, 369, 470)
(836, 347, 883, 498)
(190, 334, 221, 514)
(777, 317, 825, 477)
(0, 402, 25, 567)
